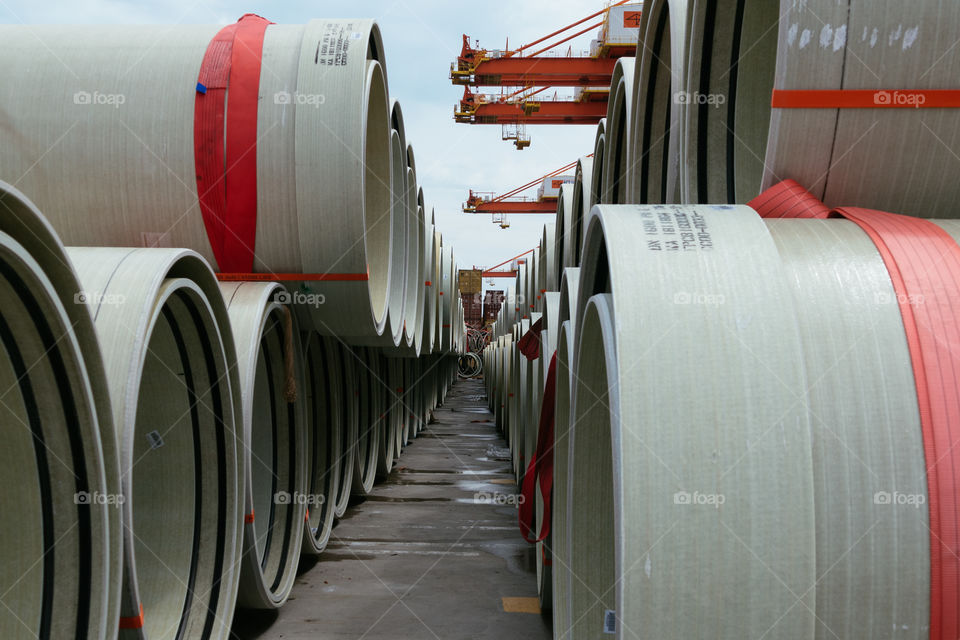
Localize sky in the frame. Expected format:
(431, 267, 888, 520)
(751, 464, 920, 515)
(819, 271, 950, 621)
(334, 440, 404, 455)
(0, 0, 602, 280)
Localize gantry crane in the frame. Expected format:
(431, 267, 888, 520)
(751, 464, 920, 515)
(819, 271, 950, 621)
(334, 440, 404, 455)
(481, 248, 538, 279)
(463, 158, 589, 228)
(451, 1, 642, 148)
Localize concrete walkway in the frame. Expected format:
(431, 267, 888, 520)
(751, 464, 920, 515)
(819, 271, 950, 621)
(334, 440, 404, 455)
(231, 378, 551, 639)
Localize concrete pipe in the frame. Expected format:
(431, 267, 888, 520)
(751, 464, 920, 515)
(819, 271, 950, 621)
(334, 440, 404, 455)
(510, 319, 530, 480)
(70, 247, 243, 638)
(523, 312, 543, 482)
(761, 2, 960, 217)
(514, 263, 528, 324)
(589, 119, 607, 208)
(440, 246, 455, 352)
(300, 332, 341, 557)
(570, 157, 595, 269)
(355, 126, 407, 348)
(0, 184, 122, 640)
(327, 339, 357, 519)
(527, 248, 540, 317)
(349, 347, 380, 498)
(601, 57, 637, 205)
(373, 352, 398, 482)
(496, 336, 513, 435)
(432, 233, 444, 354)
(0, 18, 393, 338)
(630, 0, 690, 204)
(550, 269, 582, 631)
(569, 204, 814, 638)
(419, 220, 436, 356)
(550, 319, 576, 636)
(394, 123, 426, 354)
(220, 281, 308, 610)
(680, 0, 778, 204)
(765, 218, 929, 637)
(678, 1, 960, 216)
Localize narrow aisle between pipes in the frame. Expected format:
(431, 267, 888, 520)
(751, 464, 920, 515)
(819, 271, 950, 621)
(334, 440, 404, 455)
(232, 378, 550, 640)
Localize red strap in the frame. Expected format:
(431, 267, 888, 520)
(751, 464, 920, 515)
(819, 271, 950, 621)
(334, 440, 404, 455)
(772, 89, 960, 109)
(517, 317, 543, 360)
(748, 179, 829, 219)
(119, 603, 144, 630)
(194, 14, 272, 272)
(829, 207, 960, 639)
(519, 353, 557, 543)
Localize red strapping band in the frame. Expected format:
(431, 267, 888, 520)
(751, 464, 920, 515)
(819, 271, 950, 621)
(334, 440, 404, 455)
(748, 179, 830, 219)
(244, 511, 255, 524)
(425, 280, 432, 286)
(518, 317, 543, 360)
(119, 603, 144, 630)
(216, 272, 369, 282)
(519, 353, 558, 543)
(194, 14, 272, 273)
(831, 207, 960, 639)
(772, 89, 960, 109)
(753, 180, 960, 639)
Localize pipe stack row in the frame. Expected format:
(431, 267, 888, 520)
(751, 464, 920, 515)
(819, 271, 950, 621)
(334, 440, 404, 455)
(486, 2, 960, 638)
(0, 15, 466, 640)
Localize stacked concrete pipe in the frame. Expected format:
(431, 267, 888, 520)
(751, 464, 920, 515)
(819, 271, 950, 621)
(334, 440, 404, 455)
(70, 246, 244, 638)
(0, 19, 395, 340)
(601, 57, 637, 205)
(220, 281, 308, 610)
(0, 183, 122, 640)
(300, 332, 341, 557)
(570, 156, 595, 269)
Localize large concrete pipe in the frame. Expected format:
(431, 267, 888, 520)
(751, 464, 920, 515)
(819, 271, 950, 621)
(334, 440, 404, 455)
(523, 312, 543, 482)
(630, 0, 690, 204)
(601, 57, 637, 205)
(766, 218, 929, 637)
(70, 246, 243, 638)
(680, 0, 777, 205)
(533, 293, 559, 614)
(350, 347, 381, 497)
(393, 115, 425, 354)
(432, 232, 444, 354)
(300, 332, 341, 557)
(570, 204, 815, 638)
(678, 1, 960, 217)
(0, 183, 122, 640)
(550, 319, 576, 637)
(587, 119, 607, 209)
(419, 220, 437, 356)
(439, 246, 455, 352)
(327, 339, 358, 519)
(570, 157, 594, 269)
(538, 222, 557, 310)
(0, 18, 394, 339)
(550, 268, 580, 634)
(220, 282, 308, 610)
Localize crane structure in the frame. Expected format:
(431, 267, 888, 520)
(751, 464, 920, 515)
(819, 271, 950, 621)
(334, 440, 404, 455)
(480, 249, 537, 279)
(463, 157, 588, 228)
(451, 1, 642, 148)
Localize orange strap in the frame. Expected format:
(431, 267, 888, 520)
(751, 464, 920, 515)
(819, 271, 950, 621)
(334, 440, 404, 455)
(772, 89, 960, 109)
(119, 603, 144, 630)
(747, 179, 829, 219)
(756, 180, 960, 638)
(244, 511, 255, 524)
(831, 207, 960, 639)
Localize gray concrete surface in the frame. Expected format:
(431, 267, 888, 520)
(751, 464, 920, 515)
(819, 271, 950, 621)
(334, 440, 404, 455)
(230, 378, 551, 639)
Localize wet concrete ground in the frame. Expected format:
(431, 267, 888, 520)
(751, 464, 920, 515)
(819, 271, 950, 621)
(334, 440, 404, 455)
(231, 378, 551, 639)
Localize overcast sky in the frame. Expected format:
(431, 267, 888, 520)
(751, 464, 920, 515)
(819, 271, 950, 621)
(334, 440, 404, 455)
(0, 0, 602, 280)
